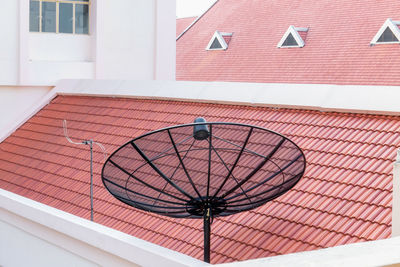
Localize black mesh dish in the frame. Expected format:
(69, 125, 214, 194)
(101, 122, 306, 219)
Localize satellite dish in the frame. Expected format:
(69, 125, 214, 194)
(101, 118, 306, 263)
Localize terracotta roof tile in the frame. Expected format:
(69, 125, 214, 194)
(0, 95, 399, 264)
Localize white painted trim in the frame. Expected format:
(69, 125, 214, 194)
(0, 189, 208, 267)
(205, 31, 231, 50)
(370, 18, 400, 45)
(277, 25, 308, 48)
(373, 41, 400, 45)
(294, 27, 308, 32)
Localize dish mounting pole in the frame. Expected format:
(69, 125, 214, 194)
(204, 207, 211, 263)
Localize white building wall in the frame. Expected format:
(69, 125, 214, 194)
(1, 221, 100, 267)
(95, 0, 156, 80)
(0, 0, 176, 86)
(155, 0, 176, 80)
(29, 34, 93, 61)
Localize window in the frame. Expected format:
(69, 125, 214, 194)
(282, 33, 298, 47)
(371, 18, 400, 45)
(377, 27, 399, 42)
(277, 26, 308, 48)
(206, 31, 233, 50)
(29, 0, 90, 34)
(209, 38, 223, 49)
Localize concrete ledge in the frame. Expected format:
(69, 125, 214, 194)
(55, 79, 400, 116)
(0, 189, 207, 267)
(215, 237, 400, 267)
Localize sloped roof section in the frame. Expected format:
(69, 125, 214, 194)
(176, 0, 400, 85)
(0, 95, 399, 263)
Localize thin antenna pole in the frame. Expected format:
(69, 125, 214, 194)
(204, 207, 211, 263)
(90, 139, 93, 221)
(63, 120, 107, 222)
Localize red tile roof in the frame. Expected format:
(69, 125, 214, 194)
(177, 17, 197, 38)
(176, 0, 400, 85)
(0, 95, 399, 264)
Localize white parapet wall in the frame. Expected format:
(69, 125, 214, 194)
(214, 237, 400, 267)
(0, 86, 52, 131)
(0, 189, 208, 267)
(2, 188, 400, 267)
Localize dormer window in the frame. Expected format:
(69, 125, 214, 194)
(277, 26, 308, 48)
(378, 28, 398, 42)
(210, 38, 223, 49)
(206, 31, 233, 50)
(282, 33, 298, 46)
(371, 18, 400, 45)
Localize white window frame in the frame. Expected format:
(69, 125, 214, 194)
(30, 0, 90, 35)
(370, 18, 400, 45)
(206, 31, 233, 50)
(277, 25, 308, 48)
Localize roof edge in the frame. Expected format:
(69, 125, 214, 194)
(2, 79, 400, 144)
(55, 79, 400, 116)
(176, 0, 219, 41)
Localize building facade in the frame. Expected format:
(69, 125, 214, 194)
(1, 0, 176, 86)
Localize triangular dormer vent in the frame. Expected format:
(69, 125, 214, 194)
(206, 31, 233, 50)
(378, 28, 399, 42)
(371, 18, 400, 45)
(210, 38, 223, 49)
(277, 26, 308, 48)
